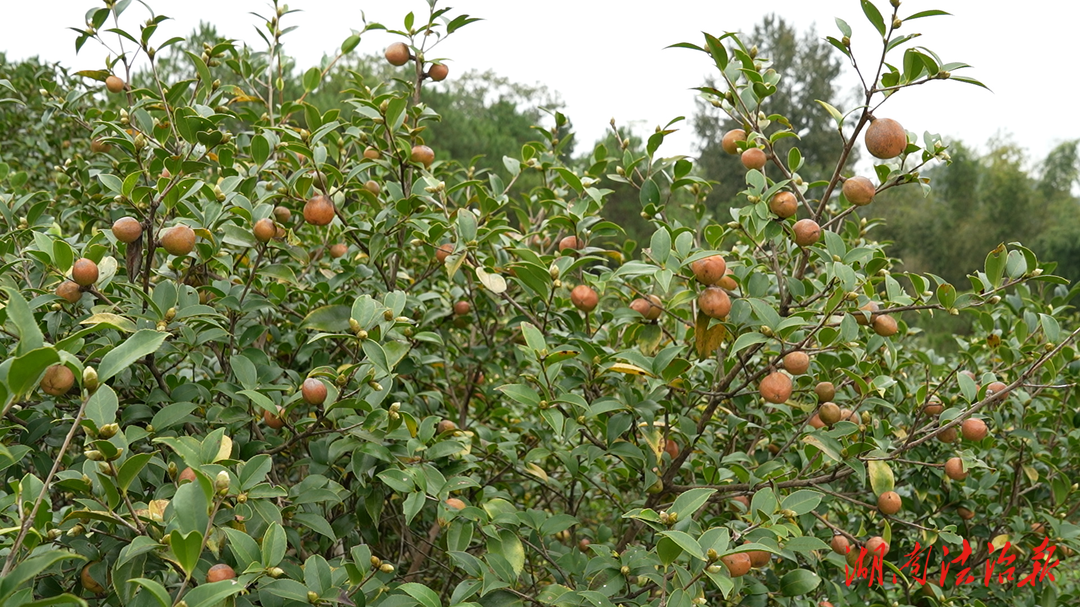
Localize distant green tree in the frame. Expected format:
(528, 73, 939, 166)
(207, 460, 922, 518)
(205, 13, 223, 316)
(692, 15, 852, 211)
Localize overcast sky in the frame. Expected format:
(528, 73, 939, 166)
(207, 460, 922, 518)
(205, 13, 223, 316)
(3, 1, 1077, 165)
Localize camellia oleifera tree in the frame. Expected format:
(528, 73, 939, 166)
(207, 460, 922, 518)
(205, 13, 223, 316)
(0, 1, 1078, 607)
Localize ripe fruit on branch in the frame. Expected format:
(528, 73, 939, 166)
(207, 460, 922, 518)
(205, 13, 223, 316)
(363, 146, 381, 160)
(769, 191, 798, 218)
(178, 467, 197, 484)
(81, 563, 106, 595)
(453, 301, 472, 316)
(302, 378, 327, 405)
(691, 255, 727, 284)
(760, 371, 792, 404)
(957, 507, 975, 520)
(944, 457, 967, 480)
(329, 243, 347, 258)
(721, 128, 746, 154)
(937, 426, 958, 443)
(808, 413, 825, 429)
(364, 180, 381, 195)
(698, 286, 731, 319)
(437, 419, 458, 434)
(273, 206, 292, 223)
(877, 491, 902, 515)
(872, 314, 898, 337)
(721, 552, 751, 577)
(630, 295, 663, 321)
(41, 364, 75, 396)
(865, 536, 890, 557)
(559, 235, 584, 252)
(986, 381, 1008, 400)
(263, 407, 285, 429)
(411, 144, 435, 168)
(71, 258, 99, 286)
(830, 534, 850, 555)
(717, 268, 737, 290)
(864, 117, 907, 159)
(570, 285, 598, 312)
(112, 216, 142, 243)
(253, 218, 276, 243)
(90, 138, 112, 154)
(961, 418, 988, 441)
(923, 395, 943, 415)
(428, 63, 449, 81)
(782, 351, 810, 375)
(818, 402, 841, 426)
(792, 218, 820, 247)
(842, 176, 876, 206)
(855, 301, 880, 325)
(815, 381, 835, 402)
(663, 438, 679, 458)
(435, 243, 453, 263)
(384, 42, 411, 66)
(161, 225, 196, 256)
(304, 194, 335, 226)
(741, 147, 767, 170)
(206, 564, 236, 583)
(744, 541, 771, 568)
(105, 75, 125, 93)
(578, 538, 591, 553)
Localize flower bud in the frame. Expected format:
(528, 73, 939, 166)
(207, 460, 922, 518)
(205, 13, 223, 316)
(165, 307, 176, 322)
(268, 567, 285, 578)
(98, 423, 120, 439)
(308, 592, 320, 603)
(84, 449, 104, 461)
(371, 556, 382, 568)
(215, 470, 231, 494)
(83, 366, 99, 392)
(379, 563, 395, 573)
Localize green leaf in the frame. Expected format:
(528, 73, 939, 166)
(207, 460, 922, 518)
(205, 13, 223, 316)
(0, 551, 84, 602)
(640, 178, 660, 207)
(400, 582, 442, 607)
(2, 286, 43, 354)
(117, 453, 153, 491)
(98, 330, 168, 383)
(779, 569, 821, 596)
(170, 529, 203, 576)
(781, 490, 822, 516)
(519, 322, 546, 352)
(815, 100, 844, 128)
(302, 66, 321, 92)
(178, 580, 244, 607)
(658, 530, 704, 560)
(129, 578, 170, 607)
(670, 488, 715, 521)
(341, 34, 360, 53)
(262, 522, 287, 567)
(9, 347, 59, 397)
(861, 0, 886, 37)
(868, 459, 895, 495)
(497, 529, 525, 575)
(301, 305, 351, 332)
(171, 481, 209, 536)
(984, 244, 1006, 288)
(802, 434, 841, 463)
(85, 385, 119, 428)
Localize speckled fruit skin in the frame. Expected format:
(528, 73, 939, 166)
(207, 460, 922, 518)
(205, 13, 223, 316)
(303, 195, 335, 226)
(944, 457, 967, 480)
(698, 286, 731, 319)
(691, 255, 727, 284)
(302, 377, 327, 405)
(760, 372, 793, 404)
(793, 219, 821, 247)
(843, 176, 876, 205)
(865, 536, 890, 557)
(411, 145, 435, 167)
(253, 218, 276, 243)
(962, 418, 988, 441)
(384, 42, 411, 66)
(722, 128, 746, 154)
(71, 258, 99, 286)
(878, 491, 902, 515)
(783, 351, 810, 375)
(721, 552, 751, 577)
(769, 191, 798, 218)
(105, 75, 125, 93)
(263, 407, 285, 429)
(206, 563, 236, 583)
(630, 295, 663, 321)
(864, 118, 907, 159)
(815, 382, 835, 402)
(741, 147, 767, 170)
(41, 365, 75, 396)
(428, 63, 449, 81)
(436, 243, 453, 263)
(570, 285, 598, 312)
(161, 225, 196, 256)
(112, 216, 143, 243)
(559, 235, 584, 252)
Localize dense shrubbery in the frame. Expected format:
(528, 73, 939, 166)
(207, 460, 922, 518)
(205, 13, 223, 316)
(1, 2, 1078, 607)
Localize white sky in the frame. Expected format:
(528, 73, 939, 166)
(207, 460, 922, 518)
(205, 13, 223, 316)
(3, 1, 1077, 165)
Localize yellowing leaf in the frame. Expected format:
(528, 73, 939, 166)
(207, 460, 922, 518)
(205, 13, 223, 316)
(695, 310, 726, 358)
(81, 313, 136, 333)
(607, 363, 655, 377)
(214, 435, 233, 462)
(868, 459, 895, 495)
(476, 267, 507, 294)
(524, 463, 549, 482)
